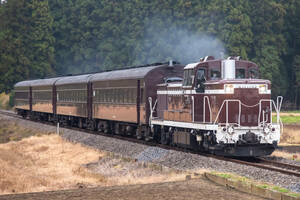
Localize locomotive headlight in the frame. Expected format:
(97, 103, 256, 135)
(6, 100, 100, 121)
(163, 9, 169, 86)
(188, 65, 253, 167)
(224, 84, 234, 94)
(259, 84, 267, 94)
(264, 126, 270, 134)
(263, 125, 271, 134)
(227, 126, 234, 134)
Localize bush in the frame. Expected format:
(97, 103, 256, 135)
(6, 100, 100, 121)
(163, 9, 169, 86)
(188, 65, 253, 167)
(8, 91, 15, 108)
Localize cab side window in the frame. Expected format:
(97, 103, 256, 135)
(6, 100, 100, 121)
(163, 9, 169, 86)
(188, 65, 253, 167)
(249, 68, 259, 79)
(210, 69, 221, 80)
(196, 68, 206, 93)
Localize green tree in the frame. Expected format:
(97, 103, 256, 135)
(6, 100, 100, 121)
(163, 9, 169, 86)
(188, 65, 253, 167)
(0, 0, 55, 93)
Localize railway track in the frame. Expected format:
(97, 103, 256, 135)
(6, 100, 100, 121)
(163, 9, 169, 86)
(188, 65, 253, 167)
(1, 109, 299, 178)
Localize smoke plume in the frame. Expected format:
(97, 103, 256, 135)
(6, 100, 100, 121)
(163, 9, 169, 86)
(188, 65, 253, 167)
(134, 24, 225, 65)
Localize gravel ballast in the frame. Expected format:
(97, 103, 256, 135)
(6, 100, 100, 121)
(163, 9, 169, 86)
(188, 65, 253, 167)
(1, 113, 300, 193)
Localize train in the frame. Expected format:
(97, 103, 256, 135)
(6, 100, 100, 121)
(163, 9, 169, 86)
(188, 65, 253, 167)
(14, 56, 283, 157)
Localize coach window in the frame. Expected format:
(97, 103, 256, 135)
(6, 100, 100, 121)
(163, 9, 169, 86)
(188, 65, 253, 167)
(140, 88, 144, 103)
(236, 68, 246, 79)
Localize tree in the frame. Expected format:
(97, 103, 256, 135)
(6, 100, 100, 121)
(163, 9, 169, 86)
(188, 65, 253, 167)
(0, 0, 55, 93)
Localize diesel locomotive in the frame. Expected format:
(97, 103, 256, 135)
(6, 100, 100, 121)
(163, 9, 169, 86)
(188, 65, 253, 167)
(14, 56, 283, 157)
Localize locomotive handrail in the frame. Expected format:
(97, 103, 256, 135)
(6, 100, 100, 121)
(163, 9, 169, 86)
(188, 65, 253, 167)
(276, 96, 283, 123)
(213, 98, 283, 131)
(257, 98, 283, 135)
(258, 99, 277, 126)
(203, 96, 212, 123)
(214, 99, 242, 126)
(148, 97, 157, 128)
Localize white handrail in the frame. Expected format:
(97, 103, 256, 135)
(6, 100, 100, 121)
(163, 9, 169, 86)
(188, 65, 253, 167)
(192, 96, 194, 122)
(148, 97, 157, 127)
(203, 96, 212, 123)
(214, 99, 241, 125)
(213, 98, 282, 128)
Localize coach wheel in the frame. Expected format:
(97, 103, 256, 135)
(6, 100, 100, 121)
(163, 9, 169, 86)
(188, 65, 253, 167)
(161, 128, 170, 145)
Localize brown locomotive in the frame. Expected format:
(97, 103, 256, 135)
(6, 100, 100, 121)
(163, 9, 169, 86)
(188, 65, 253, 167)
(14, 58, 283, 157)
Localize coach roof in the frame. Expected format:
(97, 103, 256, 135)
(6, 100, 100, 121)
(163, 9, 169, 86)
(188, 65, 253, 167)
(14, 80, 33, 87)
(30, 77, 62, 87)
(90, 64, 167, 82)
(55, 74, 93, 86)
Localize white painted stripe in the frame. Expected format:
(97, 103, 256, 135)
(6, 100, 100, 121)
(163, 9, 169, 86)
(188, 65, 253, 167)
(151, 119, 218, 130)
(204, 89, 225, 94)
(157, 90, 183, 95)
(157, 84, 271, 95)
(167, 83, 182, 87)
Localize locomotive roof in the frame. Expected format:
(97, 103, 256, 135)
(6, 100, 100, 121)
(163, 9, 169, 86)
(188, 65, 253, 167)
(90, 64, 168, 82)
(55, 74, 93, 85)
(183, 59, 258, 70)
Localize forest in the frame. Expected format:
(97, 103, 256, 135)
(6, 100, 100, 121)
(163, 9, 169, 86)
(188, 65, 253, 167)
(0, 0, 299, 108)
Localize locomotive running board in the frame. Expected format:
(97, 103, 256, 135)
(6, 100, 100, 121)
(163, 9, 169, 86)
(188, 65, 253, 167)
(151, 119, 218, 130)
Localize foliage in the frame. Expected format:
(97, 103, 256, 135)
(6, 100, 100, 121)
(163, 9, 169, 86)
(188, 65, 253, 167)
(0, 0, 55, 93)
(0, 0, 299, 107)
(8, 91, 14, 108)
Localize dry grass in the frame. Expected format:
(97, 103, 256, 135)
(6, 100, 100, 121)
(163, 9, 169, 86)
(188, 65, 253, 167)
(87, 157, 188, 187)
(280, 124, 300, 144)
(271, 151, 300, 161)
(0, 93, 9, 109)
(0, 120, 42, 144)
(0, 134, 106, 194)
(0, 134, 187, 195)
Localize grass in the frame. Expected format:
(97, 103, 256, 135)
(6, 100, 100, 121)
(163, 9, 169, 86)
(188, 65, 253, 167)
(281, 110, 300, 113)
(0, 120, 43, 144)
(0, 134, 106, 195)
(271, 150, 300, 162)
(0, 134, 188, 195)
(212, 172, 300, 197)
(0, 117, 187, 195)
(279, 124, 300, 144)
(273, 115, 300, 124)
(272, 186, 289, 193)
(0, 93, 10, 110)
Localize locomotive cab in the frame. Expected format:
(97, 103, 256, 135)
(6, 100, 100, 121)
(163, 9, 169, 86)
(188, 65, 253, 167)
(152, 56, 283, 157)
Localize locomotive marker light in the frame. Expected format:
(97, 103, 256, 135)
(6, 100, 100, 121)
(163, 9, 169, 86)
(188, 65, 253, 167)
(224, 84, 234, 94)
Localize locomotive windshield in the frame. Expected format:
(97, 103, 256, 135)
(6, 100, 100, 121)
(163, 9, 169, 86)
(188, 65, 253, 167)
(249, 68, 259, 79)
(183, 69, 194, 86)
(236, 68, 246, 79)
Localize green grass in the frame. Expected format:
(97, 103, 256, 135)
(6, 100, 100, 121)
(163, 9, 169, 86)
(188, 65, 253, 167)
(272, 186, 289, 193)
(273, 115, 300, 124)
(212, 172, 300, 197)
(281, 110, 300, 113)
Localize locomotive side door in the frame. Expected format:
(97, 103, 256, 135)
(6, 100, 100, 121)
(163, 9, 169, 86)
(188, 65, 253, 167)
(194, 68, 206, 122)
